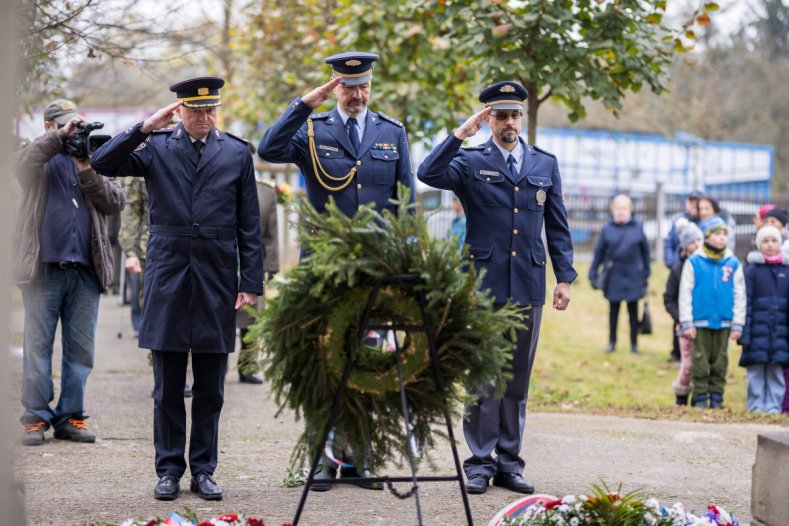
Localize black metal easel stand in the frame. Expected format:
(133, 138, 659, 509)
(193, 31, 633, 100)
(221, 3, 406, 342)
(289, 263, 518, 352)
(292, 274, 474, 526)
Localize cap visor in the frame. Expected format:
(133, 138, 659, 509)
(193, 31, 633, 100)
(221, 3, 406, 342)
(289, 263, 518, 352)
(181, 98, 222, 108)
(54, 112, 78, 126)
(488, 102, 522, 111)
(339, 73, 372, 86)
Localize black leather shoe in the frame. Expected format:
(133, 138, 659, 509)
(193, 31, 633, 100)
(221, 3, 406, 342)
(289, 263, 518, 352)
(239, 372, 263, 384)
(154, 475, 180, 501)
(349, 468, 383, 490)
(190, 472, 222, 500)
(492, 472, 535, 494)
(465, 474, 490, 494)
(310, 463, 337, 492)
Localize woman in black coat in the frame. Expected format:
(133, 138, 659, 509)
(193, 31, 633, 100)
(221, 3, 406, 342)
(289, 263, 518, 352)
(589, 194, 651, 353)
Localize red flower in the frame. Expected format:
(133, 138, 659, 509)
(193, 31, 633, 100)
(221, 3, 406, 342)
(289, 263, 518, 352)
(219, 514, 239, 522)
(144, 521, 158, 526)
(247, 519, 265, 526)
(196, 522, 213, 526)
(544, 498, 564, 510)
(282, 522, 294, 526)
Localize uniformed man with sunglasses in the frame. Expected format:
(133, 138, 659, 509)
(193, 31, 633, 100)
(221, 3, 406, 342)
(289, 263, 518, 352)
(417, 81, 577, 496)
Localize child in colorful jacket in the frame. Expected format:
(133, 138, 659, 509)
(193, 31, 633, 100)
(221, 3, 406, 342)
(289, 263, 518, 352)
(679, 216, 746, 409)
(740, 225, 789, 413)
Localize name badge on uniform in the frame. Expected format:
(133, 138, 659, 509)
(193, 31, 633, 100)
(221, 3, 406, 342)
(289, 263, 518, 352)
(318, 144, 339, 152)
(536, 189, 547, 206)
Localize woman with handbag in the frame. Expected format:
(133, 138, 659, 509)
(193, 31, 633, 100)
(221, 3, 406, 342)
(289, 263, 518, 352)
(589, 194, 651, 354)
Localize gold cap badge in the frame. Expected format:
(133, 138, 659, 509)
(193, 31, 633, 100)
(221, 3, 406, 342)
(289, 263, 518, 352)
(500, 85, 516, 93)
(197, 87, 209, 96)
(345, 59, 362, 66)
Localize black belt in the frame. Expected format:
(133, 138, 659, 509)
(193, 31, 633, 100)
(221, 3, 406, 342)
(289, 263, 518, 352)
(149, 224, 236, 240)
(49, 261, 89, 270)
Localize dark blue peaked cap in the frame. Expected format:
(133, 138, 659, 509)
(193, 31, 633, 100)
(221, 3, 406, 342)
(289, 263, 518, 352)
(169, 76, 225, 108)
(325, 52, 379, 86)
(479, 81, 529, 110)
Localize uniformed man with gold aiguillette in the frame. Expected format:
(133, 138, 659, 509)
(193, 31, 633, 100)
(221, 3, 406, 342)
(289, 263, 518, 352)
(258, 51, 415, 491)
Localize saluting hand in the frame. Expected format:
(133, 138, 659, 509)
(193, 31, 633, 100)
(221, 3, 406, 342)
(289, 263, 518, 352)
(235, 292, 258, 310)
(301, 77, 342, 109)
(453, 107, 490, 140)
(141, 101, 181, 133)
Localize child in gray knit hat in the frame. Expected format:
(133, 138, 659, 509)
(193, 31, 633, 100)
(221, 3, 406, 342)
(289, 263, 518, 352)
(663, 219, 703, 405)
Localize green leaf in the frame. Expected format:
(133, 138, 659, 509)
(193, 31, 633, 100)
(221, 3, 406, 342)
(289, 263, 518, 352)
(646, 13, 662, 24)
(703, 2, 720, 12)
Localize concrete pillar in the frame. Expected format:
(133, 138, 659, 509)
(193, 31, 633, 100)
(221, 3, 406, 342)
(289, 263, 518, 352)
(751, 432, 789, 526)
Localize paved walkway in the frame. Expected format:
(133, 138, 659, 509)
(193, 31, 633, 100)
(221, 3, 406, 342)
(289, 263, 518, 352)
(10, 294, 787, 525)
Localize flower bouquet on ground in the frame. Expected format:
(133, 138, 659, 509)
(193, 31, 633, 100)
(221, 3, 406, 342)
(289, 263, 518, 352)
(112, 510, 282, 526)
(495, 483, 740, 526)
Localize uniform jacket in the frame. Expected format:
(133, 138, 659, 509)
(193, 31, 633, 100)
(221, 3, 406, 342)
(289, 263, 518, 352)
(118, 177, 149, 260)
(589, 218, 650, 303)
(679, 247, 746, 332)
(13, 130, 125, 292)
(91, 122, 263, 353)
(417, 134, 577, 306)
(257, 99, 415, 217)
(739, 251, 789, 367)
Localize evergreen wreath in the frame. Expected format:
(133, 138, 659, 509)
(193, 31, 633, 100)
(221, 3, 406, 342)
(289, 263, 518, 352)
(248, 186, 526, 471)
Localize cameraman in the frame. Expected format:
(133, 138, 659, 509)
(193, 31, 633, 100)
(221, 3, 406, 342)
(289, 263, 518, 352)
(14, 99, 125, 446)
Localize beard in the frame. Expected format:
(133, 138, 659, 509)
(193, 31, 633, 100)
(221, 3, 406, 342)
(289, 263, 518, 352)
(500, 129, 518, 143)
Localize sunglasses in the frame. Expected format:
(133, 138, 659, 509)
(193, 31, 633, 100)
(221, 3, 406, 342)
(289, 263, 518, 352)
(492, 111, 523, 122)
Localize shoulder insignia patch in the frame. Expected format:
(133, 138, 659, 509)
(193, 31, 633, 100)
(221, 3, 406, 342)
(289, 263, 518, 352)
(377, 112, 403, 127)
(462, 144, 485, 151)
(134, 141, 147, 151)
(309, 112, 330, 120)
(151, 128, 173, 134)
(533, 145, 556, 158)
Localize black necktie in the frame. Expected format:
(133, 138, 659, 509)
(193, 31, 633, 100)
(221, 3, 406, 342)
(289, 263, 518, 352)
(194, 140, 204, 160)
(507, 154, 519, 182)
(347, 117, 361, 156)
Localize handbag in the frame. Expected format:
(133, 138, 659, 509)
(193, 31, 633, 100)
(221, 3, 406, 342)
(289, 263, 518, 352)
(593, 260, 614, 290)
(639, 301, 653, 335)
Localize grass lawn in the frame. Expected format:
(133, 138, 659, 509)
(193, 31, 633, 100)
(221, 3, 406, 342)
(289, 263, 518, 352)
(531, 261, 788, 425)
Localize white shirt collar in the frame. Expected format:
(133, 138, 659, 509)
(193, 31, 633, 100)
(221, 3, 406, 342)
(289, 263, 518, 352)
(493, 139, 524, 169)
(337, 107, 368, 139)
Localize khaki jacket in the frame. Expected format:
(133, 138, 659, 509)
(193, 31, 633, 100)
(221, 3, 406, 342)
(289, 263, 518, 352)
(13, 130, 125, 292)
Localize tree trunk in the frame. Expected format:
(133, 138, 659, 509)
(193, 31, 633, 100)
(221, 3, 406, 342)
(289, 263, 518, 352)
(523, 80, 539, 145)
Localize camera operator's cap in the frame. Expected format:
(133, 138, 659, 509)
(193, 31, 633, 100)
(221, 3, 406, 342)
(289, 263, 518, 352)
(44, 99, 78, 126)
(325, 52, 379, 86)
(169, 76, 225, 108)
(479, 81, 529, 110)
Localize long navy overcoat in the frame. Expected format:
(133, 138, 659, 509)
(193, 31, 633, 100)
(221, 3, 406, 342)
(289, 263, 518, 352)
(91, 122, 263, 353)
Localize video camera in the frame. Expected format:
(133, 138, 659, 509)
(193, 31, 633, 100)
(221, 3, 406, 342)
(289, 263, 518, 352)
(62, 121, 111, 159)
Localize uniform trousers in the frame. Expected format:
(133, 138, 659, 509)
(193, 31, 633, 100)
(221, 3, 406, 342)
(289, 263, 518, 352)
(152, 351, 228, 478)
(463, 305, 543, 478)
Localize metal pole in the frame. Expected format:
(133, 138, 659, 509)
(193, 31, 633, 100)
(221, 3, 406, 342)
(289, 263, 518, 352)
(655, 181, 666, 266)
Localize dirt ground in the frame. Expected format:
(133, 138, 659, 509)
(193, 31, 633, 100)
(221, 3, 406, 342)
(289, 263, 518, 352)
(9, 294, 788, 526)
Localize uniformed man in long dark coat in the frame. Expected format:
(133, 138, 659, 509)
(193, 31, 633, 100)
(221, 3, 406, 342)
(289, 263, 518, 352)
(91, 77, 263, 502)
(417, 82, 577, 495)
(258, 52, 415, 492)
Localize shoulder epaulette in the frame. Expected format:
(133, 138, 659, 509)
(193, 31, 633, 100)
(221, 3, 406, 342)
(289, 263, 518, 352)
(377, 112, 403, 127)
(309, 112, 330, 120)
(258, 179, 276, 188)
(223, 130, 249, 144)
(533, 145, 556, 158)
(151, 128, 173, 134)
(462, 144, 485, 151)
